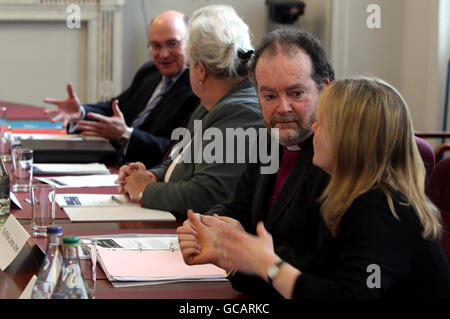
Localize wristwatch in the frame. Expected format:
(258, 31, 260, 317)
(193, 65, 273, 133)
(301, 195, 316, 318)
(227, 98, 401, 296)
(118, 127, 133, 145)
(267, 260, 285, 287)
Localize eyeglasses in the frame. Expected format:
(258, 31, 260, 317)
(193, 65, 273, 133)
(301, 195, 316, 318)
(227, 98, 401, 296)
(148, 39, 184, 53)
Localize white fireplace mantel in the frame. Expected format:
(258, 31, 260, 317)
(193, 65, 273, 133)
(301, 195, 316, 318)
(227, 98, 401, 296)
(0, 0, 125, 102)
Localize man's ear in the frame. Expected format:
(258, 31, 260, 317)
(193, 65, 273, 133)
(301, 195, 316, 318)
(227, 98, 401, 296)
(320, 78, 331, 90)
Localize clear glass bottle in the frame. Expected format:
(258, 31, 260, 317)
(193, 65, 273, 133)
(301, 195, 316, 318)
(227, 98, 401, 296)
(51, 236, 90, 299)
(31, 225, 64, 299)
(0, 155, 10, 228)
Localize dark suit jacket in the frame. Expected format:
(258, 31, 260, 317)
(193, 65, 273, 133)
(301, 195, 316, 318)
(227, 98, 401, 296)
(208, 135, 331, 297)
(83, 61, 199, 168)
(294, 189, 450, 298)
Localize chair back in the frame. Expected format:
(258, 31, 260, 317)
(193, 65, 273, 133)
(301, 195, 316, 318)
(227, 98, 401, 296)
(435, 143, 450, 162)
(427, 157, 450, 262)
(415, 136, 435, 186)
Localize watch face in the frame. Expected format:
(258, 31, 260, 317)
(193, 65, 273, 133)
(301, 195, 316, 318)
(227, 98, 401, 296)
(267, 265, 279, 279)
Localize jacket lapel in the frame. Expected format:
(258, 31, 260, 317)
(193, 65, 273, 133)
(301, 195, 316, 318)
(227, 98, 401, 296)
(122, 72, 161, 123)
(264, 136, 314, 231)
(137, 70, 190, 128)
(252, 171, 277, 230)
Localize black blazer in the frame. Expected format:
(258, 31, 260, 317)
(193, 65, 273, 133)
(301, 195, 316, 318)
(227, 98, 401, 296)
(294, 190, 450, 298)
(208, 135, 331, 297)
(83, 61, 199, 168)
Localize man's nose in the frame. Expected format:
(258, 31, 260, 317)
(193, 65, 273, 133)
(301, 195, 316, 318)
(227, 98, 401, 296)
(160, 46, 170, 57)
(277, 96, 293, 113)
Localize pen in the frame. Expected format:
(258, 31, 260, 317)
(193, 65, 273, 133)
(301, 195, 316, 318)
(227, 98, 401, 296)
(24, 198, 31, 204)
(111, 195, 123, 205)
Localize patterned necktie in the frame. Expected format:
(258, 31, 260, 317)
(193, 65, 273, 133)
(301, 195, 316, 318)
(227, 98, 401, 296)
(131, 77, 172, 127)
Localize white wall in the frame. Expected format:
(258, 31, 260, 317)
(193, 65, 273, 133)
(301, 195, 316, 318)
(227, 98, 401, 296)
(121, 0, 267, 88)
(330, 0, 450, 137)
(299, 0, 332, 57)
(438, 0, 450, 132)
(0, 21, 88, 106)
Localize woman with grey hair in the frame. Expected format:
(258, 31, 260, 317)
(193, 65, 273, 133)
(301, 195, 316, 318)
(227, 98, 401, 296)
(117, 5, 264, 217)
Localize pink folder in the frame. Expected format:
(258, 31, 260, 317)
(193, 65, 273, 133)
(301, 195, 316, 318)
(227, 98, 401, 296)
(96, 247, 225, 282)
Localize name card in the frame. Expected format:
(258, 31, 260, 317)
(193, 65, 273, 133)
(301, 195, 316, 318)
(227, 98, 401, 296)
(19, 275, 37, 299)
(0, 214, 30, 271)
(10, 192, 22, 210)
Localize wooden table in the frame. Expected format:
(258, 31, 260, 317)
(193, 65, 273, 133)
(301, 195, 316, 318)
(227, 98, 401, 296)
(0, 102, 244, 299)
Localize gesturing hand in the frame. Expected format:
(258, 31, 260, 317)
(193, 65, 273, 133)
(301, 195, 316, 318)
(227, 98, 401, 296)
(43, 83, 83, 128)
(76, 99, 128, 140)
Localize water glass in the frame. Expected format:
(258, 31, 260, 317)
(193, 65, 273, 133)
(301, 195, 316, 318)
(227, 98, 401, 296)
(31, 184, 56, 237)
(12, 148, 33, 192)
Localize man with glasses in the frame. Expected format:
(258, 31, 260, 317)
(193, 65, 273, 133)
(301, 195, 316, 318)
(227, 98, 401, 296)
(43, 10, 199, 168)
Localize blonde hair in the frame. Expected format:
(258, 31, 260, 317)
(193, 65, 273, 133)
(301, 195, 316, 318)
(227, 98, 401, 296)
(187, 5, 253, 79)
(316, 77, 442, 239)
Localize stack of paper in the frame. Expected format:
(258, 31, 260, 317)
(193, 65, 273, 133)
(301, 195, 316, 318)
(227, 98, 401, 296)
(14, 133, 107, 141)
(37, 174, 118, 188)
(96, 247, 225, 283)
(33, 163, 110, 175)
(55, 194, 176, 222)
(78, 234, 180, 259)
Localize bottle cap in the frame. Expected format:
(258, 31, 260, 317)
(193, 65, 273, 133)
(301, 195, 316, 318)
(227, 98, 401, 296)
(46, 225, 63, 235)
(63, 236, 79, 245)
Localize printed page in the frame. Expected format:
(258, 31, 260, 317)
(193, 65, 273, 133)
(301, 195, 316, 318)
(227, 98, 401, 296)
(37, 174, 118, 188)
(55, 193, 127, 207)
(78, 234, 180, 259)
(33, 163, 110, 175)
(62, 205, 175, 222)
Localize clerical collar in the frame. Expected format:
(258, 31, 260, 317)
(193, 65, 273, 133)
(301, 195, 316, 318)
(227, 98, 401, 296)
(286, 144, 301, 151)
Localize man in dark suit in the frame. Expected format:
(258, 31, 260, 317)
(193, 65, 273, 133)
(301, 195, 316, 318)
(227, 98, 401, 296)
(177, 29, 335, 297)
(43, 11, 199, 168)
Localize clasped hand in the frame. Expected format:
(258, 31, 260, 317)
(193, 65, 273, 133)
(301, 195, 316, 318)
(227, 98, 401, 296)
(116, 162, 157, 201)
(177, 209, 277, 278)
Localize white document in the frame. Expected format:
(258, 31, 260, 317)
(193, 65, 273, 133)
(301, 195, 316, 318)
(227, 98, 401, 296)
(56, 193, 175, 222)
(37, 174, 118, 188)
(14, 133, 107, 141)
(55, 193, 127, 207)
(0, 215, 31, 271)
(33, 163, 110, 175)
(77, 234, 180, 259)
(111, 277, 227, 288)
(63, 206, 176, 223)
(19, 275, 37, 299)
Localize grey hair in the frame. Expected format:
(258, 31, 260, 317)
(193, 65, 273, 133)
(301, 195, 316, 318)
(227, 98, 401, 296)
(187, 5, 254, 79)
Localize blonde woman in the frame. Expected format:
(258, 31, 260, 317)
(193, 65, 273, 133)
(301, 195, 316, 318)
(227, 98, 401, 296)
(183, 77, 450, 298)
